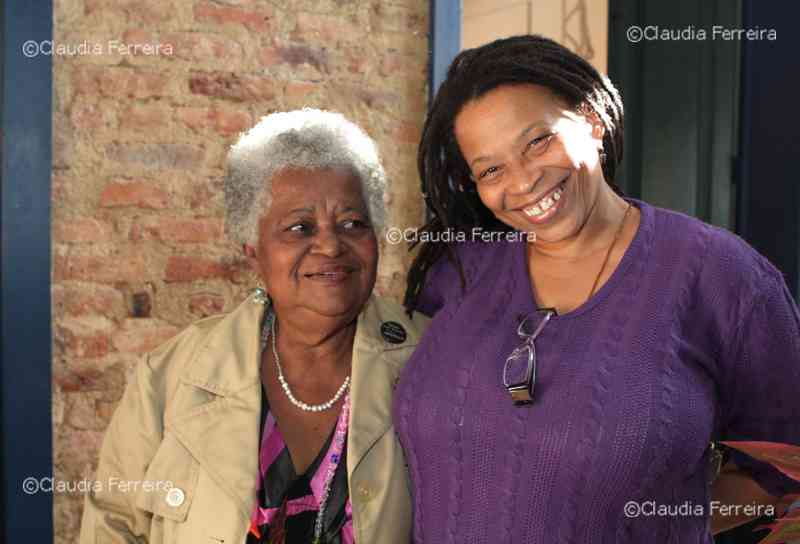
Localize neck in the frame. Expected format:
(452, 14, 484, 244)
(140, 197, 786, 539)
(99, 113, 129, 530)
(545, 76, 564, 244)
(529, 181, 628, 261)
(271, 308, 357, 375)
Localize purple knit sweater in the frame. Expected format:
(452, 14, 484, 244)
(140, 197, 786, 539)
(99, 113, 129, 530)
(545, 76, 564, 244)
(394, 200, 800, 543)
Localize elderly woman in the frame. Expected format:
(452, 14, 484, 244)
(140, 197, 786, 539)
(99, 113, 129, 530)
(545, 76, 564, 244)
(395, 35, 800, 543)
(80, 109, 426, 544)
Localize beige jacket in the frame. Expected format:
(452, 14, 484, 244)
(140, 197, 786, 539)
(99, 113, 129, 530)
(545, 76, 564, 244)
(80, 293, 428, 543)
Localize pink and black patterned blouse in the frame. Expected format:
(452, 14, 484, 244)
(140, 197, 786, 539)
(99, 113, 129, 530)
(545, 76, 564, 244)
(247, 388, 354, 544)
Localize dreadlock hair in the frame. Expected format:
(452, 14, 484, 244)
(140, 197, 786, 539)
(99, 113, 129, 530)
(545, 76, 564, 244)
(404, 34, 626, 314)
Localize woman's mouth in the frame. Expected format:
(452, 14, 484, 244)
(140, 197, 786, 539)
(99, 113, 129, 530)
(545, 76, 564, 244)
(521, 180, 566, 224)
(303, 266, 355, 283)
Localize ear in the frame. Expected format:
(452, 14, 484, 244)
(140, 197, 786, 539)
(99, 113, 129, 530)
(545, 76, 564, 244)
(585, 111, 605, 143)
(575, 103, 605, 144)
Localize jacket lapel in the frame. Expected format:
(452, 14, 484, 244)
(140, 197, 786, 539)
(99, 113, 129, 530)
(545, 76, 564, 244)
(347, 296, 423, 478)
(167, 293, 265, 521)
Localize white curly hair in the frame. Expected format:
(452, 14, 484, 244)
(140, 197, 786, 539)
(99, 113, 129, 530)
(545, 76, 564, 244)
(224, 108, 387, 246)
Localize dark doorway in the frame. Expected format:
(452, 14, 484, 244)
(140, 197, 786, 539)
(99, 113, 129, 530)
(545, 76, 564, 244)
(609, 1, 799, 541)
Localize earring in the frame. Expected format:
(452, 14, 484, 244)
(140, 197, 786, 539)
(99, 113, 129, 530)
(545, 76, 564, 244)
(253, 284, 269, 305)
(599, 151, 608, 162)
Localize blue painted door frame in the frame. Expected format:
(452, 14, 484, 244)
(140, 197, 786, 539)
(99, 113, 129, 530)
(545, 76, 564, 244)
(429, 0, 461, 101)
(1, 0, 54, 541)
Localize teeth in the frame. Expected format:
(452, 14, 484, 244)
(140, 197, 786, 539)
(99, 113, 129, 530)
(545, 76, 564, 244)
(523, 184, 564, 218)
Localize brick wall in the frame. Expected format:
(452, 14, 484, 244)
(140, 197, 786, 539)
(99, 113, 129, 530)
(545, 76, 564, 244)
(51, 1, 428, 541)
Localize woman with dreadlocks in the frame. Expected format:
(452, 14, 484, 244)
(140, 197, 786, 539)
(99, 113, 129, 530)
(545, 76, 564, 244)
(393, 35, 800, 543)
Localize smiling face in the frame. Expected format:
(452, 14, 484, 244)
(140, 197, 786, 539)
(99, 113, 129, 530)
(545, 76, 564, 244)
(246, 167, 378, 322)
(454, 83, 606, 244)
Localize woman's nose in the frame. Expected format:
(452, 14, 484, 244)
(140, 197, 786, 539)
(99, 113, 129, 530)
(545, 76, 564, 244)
(311, 228, 344, 256)
(508, 161, 543, 196)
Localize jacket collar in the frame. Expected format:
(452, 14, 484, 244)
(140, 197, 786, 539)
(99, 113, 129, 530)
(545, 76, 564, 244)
(179, 291, 265, 396)
(179, 292, 424, 396)
(168, 291, 424, 518)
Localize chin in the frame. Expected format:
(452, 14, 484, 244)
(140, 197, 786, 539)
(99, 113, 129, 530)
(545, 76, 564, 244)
(305, 297, 367, 319)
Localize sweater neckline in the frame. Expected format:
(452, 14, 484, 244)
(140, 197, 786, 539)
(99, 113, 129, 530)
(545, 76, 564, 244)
(513, 198, 652, 321)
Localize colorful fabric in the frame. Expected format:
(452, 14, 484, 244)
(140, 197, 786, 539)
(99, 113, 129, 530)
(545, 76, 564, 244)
(247, 391, 354, 544)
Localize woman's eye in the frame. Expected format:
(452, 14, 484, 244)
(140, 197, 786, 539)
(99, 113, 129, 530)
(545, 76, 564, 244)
(287, 222, 312, 234)
(524, 133, 554, 156)
(478, 166, 501, 181)
(342, 219, 369, 230)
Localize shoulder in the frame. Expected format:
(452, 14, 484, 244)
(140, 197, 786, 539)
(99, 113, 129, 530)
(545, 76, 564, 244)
(140, 296, 260, 390)
(647, 203, 786, 323)
(144, 313, 226, 372)
(421, 238, 516, 307)
(648, 203, 780, 282)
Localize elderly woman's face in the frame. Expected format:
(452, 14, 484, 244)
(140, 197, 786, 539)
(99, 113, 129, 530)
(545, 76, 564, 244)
(247, 167, 378, 320)
(454, 83, 605, 244)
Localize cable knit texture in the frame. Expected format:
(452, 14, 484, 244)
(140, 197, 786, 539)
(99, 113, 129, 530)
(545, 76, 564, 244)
(394, 200, 800, 544)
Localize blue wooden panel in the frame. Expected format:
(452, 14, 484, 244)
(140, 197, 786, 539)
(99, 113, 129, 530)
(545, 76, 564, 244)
(1, 0, 54, 540)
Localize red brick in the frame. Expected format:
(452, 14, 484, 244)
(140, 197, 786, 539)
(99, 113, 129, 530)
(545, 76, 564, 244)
(99, 179, 169, 209)
(176, 106, 252, 136)
(212, 108, 253, 136)
(295, 13, 359, 44)
(73, 66, 170, 99)
(53, 360, 126, 394)
(194, 2, 273, 32)
(161, 32, 243, 62)
(111, 318, 180, 354)
(53, 252, 148, 284)
(121, 28, 154, 50)
(285, 81, 318, 100)
(164, 255, 233, 282)
(105, 143, 205, 171)
(189, 292, 226, 317)
(260, 43, 329, 74)
(85, 0, 171, 24)
(61, 331, 111, 359)
(119, 103, 173, 132)
(54, 217, 114, 243)
(389, 119, 421, 144)
(189, 71, 278, 102)
(55, 316, 115, 359)
(130, 216, 223, 243)
(52, 284, 125, 317)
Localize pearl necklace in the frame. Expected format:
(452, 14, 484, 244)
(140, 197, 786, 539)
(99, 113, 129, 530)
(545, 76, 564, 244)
(269, 317, 350, 412)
